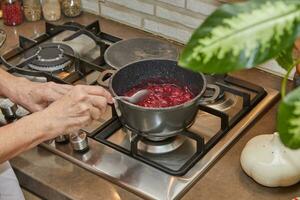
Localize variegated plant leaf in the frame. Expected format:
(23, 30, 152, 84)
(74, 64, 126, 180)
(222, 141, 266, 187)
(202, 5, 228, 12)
(276, 46, 294, 71)
(179, 0, 300, 74)
(278, 87, 300, 149)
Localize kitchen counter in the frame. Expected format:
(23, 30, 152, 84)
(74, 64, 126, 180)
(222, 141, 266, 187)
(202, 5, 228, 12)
(1, 13, 299, 200)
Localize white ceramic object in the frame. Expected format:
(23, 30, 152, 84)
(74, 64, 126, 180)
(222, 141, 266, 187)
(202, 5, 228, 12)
(240, 132, 300, 187)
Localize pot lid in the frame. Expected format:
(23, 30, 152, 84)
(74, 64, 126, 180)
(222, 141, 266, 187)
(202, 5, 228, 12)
(104, 38, 179, 69)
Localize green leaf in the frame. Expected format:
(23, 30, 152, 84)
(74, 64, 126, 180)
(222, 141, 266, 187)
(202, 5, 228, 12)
(278, 87, 300, 149)
(276, 46, 294, 71)
(179, 0, 300, 74)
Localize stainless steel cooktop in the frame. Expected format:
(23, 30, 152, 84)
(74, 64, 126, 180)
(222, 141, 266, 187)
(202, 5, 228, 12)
(40, 86, 278, 200)
(0, 20, 280, 200)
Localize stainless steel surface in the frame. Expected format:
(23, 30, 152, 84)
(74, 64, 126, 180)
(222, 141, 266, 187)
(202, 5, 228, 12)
(0, 29, 6, 48)
(104, 38, 179, 69)
(138, 135, 186, 154)
(51, 31, 99, 61)
(0, 98, 17, 119)
(5, 30, 99, 81)
(70, 131, 89, 151)
(0, 18, 280, 200)
(41, 87, 279, 200)
(207, 93, 237, 111)
(115, 89, 149, 104)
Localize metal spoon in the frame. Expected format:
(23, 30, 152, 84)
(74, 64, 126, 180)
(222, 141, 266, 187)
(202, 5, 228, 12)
(114, 89, 149, 104)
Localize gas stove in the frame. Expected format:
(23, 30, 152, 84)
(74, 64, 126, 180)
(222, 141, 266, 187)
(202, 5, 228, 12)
(0, 21, 279, 200)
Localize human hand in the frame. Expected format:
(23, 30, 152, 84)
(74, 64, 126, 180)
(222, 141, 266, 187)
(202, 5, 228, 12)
(38, 85, 113, 139)
(7, 77, 73, 112)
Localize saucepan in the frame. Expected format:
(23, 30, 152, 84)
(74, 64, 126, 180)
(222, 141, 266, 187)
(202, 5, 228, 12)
(97, 59, 220, 141)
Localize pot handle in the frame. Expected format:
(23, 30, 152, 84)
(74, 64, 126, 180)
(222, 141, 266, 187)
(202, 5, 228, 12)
(97, 69, 116, 88)
(197, 84, 221, 105)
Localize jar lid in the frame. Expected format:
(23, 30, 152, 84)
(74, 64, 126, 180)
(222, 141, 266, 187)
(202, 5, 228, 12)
(5, 0, 17, 3)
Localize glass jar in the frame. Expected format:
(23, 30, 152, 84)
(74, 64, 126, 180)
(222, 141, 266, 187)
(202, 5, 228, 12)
(23, 0, 42, 22)
(62, 0, 82, 17)
(42, 0, 61, 21)
(2, 0, 23, 26)
(0, 2, 3, 19)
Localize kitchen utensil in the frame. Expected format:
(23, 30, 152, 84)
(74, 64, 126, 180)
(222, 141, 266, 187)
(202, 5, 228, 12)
(0, 29, 6, 48)
(97, 59, 220, 140)
(104, 38, 179, 69)
(114, 89, 149, 104)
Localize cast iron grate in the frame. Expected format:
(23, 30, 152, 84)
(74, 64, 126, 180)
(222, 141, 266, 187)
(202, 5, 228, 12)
(0, 20, 267, 176)
(92, 75, 266, 176)
(0, 21, 121, 84)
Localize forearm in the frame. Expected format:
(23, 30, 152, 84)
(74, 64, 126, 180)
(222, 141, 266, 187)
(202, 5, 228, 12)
(0, 68, 24, 98)
(0, 112, 50, 163)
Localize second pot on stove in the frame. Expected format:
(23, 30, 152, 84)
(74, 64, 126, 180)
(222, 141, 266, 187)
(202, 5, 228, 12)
(98, 59, 220, 141)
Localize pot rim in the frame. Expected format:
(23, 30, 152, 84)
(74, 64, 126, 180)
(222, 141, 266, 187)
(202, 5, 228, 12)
(109, 58, 207, 111)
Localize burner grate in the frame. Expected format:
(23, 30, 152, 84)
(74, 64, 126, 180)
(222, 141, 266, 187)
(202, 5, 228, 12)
(24, 43, 74, 72)
(91, 75, 266, 176)
(0, 21, 120, 84)
(93, 117, 205, 176)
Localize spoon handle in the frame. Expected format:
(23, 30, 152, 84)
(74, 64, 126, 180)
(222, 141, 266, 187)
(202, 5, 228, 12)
(114, 96, 129, 101)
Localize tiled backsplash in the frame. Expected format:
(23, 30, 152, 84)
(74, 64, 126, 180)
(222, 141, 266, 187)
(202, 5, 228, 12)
(82, 0, 294, 78)
(97, 0, 220, 43)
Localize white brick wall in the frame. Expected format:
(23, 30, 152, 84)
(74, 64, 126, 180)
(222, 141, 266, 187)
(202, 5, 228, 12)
(157, 0, 185, 8)
(156, 6, 204, 29)
(81, 0, 290, 77)
(100, 4, 142, 27)
(186, 0, 219, 15)
(144, 19, 192, 42)
(107, 0, 154, 15)
(97, 0, 221, 43)
(81, 0, 99, 14)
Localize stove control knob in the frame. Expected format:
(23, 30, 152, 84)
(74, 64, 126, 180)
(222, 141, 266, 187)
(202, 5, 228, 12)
(55, 135, 69, 143)
(0, 98, 18, 120)
(70, 131, 89, 152)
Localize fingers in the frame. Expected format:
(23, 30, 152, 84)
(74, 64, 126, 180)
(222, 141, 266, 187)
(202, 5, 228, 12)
(87, 96, 108, 121)
(89, 106, 101, 120)
(41, 84, 112, 137)
(71, 91, 109, 121)
(78, 85, 113, 104)
(89, 96, 108, 113)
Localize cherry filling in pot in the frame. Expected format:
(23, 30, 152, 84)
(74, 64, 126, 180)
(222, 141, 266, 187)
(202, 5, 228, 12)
(124, 83, 194, 108)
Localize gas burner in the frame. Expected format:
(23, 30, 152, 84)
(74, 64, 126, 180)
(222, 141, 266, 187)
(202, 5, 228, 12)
(122, 125, 181, 142)
(24, 43, 74, 72)
(203, 84, 225, 103)
(203, 85, 237, 111)
(207, 93, 237, 111)
(138, 136, 185, 154)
